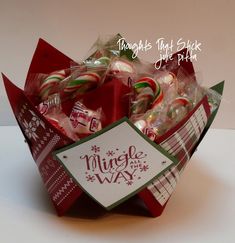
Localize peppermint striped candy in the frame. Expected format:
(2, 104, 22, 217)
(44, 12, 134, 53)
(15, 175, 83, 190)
(132, 77, 163, 114)
(64, 72, 101, 95)
(39, 70, 66, 100)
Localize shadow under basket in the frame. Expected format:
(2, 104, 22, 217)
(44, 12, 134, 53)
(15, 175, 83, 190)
(2, 38, 224, 217)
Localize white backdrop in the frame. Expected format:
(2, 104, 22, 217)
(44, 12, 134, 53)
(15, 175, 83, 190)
(0, 0, 234, 128)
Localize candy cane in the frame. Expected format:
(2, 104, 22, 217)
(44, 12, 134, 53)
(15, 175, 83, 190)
(131, 77, 164, 114)
(39, 70, 66, 100)
(157, 72, 176, 86)
(131, 87, 154, 114)
(64, 72, 101, 95)
(151, 88, 164, 108)
(109, 59, 135, 74)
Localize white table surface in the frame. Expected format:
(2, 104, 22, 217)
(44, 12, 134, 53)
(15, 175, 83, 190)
(0, 126, 235, 243)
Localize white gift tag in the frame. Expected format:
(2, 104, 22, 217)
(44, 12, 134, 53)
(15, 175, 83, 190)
(54, 118, 177, 209)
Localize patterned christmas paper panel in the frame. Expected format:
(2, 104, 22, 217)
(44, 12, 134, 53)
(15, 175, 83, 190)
(54, 118, 178, 210)
(16, 101, 83, 215)
(2, 75, 83, 216)
(142, 96, 211, 209)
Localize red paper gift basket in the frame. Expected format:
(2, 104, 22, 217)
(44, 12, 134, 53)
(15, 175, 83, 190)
(2, 38, 224, 217)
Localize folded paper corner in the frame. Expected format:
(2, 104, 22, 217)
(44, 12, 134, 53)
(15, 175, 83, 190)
(24, 38, 74, 90)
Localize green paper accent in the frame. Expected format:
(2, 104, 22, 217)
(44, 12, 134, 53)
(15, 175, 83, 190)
(117, 33, 138, 61)
(210, 80, 225, 94)
(53, 117, 178, 210)
(207, 81, 224, 128)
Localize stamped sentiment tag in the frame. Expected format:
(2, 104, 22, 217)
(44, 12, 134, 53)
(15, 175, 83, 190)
(54, 118, 177, 209)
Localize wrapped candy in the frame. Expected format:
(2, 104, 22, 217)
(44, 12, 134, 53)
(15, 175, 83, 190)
(35, 50, 221, 145)
(78, 77, 131, 127)
(106, 57, 138, 87)
(132, 107, 172, 140)
(154, 71, 178, 104)
(131, 67, 214, 140)
(30, 36, 222, 148)
(69, 101, 102, 136)
(109, 57, 136, 75)
(131, 86, 154, 115)
(37, 94, 78, 141)
(130, 75, 164, 116)
(167, 97, 192, 124)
